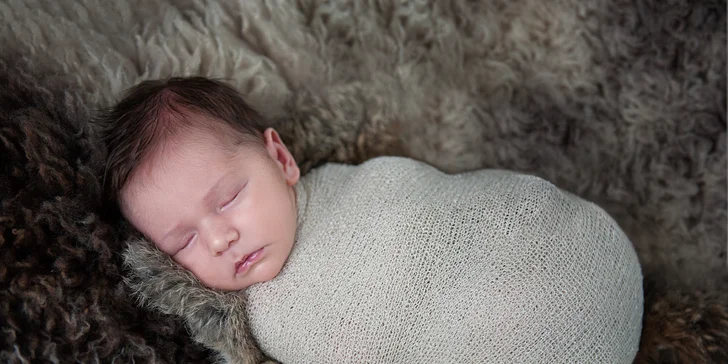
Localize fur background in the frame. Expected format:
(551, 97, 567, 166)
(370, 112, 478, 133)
(1, 0, 726, 362)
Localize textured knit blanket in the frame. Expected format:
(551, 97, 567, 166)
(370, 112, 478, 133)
(245, 156, 643, 363)
(125, 156, 643, 363)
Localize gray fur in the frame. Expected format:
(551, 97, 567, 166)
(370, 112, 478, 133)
(2, 0, 725, 362)
(123, 238, 273, 364)
(1, 0, 723, 288)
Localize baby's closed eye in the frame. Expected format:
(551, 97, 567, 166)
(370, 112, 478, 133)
(178, 233, 197, 253)
(220, 183, 247, 211)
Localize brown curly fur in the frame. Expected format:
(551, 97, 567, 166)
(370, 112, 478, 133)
(635, 278, 728, 364)
(0, 59, 213, 363)
(1, 0, 727, 363)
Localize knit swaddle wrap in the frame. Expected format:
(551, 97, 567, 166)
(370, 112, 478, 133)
(245, 157, 643, 363)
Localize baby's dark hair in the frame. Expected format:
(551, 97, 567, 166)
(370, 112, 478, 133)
(99, 76, 267, 205)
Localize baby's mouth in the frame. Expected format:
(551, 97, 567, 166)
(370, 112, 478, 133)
(235, 247, 264, 275)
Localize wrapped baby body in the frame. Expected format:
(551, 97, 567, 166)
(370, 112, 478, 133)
(244, 157, 643, 363)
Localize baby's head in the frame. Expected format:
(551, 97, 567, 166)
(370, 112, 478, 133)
(101, 77, 300, 291)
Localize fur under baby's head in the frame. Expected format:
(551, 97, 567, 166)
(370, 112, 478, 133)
(99, 77, 268, 207)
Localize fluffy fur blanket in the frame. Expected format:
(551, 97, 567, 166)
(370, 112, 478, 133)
(1, 0, 725, 363)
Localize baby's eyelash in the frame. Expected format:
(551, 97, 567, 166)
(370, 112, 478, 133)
(222, 190, 240, 208)
(221, 183, 246, 209)
(180, 234, 195, 251)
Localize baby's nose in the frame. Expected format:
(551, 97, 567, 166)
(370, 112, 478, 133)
(210, 227, 240, 256)
(202, 217, 239, 255)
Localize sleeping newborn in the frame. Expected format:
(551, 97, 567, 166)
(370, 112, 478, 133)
(103, 77, 644, 364)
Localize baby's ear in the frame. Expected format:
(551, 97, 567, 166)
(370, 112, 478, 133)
(263, 127, 300, 186)
(122, 239, 268, 363)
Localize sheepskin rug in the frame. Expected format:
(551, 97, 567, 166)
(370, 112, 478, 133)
(1, 0, 725, 362)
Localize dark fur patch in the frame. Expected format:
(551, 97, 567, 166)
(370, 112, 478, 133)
(0, 58, 214, 363)
(636, 279, 728, 364)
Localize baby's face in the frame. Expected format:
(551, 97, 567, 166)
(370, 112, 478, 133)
(121, 125, 300, 291)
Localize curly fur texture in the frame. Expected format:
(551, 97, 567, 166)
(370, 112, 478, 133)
(1, 0, 726, 363)
(0, 59, 212, 363)
(636, 278, 728, 364)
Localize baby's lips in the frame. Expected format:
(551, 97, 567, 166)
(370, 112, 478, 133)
(235, 247, 264, 274)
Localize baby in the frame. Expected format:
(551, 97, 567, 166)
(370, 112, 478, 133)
(103, 77, 300, 292)
(102, 77, 644, 364)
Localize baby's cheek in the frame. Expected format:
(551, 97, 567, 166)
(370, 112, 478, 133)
(255, 257, 283, 284)
(174, 254, 211, 284)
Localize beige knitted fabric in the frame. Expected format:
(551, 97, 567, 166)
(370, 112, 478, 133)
(245, 156, 643, 363)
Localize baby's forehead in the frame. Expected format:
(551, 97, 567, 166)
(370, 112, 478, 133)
(145, 117, 241, 158)
(122, 127, 249, 194)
